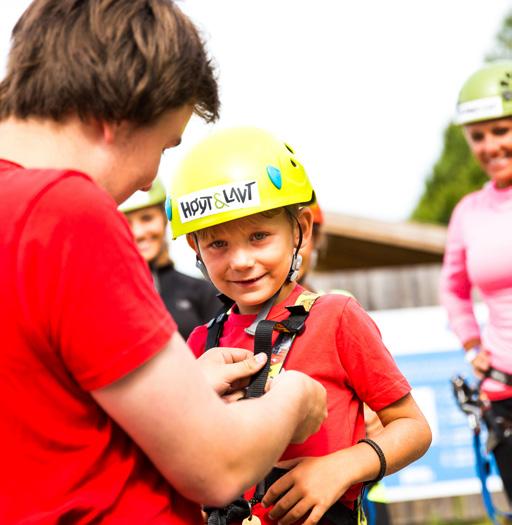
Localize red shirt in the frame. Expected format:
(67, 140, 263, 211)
(0, 160, 201, 524)
(188, 284, 410, 523)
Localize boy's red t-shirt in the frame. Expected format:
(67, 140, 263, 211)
(0, 160, 201, 524)
(188, 284, 411, 523)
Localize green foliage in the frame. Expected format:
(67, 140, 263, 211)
(411, 9, 512, 225)
(411, 124, 486, 225)
(486, 13, 512, 62)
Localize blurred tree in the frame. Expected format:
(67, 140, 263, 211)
(411, 124, 486, 225)
(411, 10, 512, 225)
(486, 12, 512, 61)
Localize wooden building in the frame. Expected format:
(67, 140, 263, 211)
(308, 211, 447, 310)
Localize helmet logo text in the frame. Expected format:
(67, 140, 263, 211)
(177, 181, 260, 223)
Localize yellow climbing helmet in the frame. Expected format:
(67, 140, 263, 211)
(166, 127, 314, 238)
(118, 177, 166, 213)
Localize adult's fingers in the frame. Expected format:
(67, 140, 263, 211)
(221, 352, 267, 384)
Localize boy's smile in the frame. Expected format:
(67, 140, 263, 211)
(192, 210, 300, 314)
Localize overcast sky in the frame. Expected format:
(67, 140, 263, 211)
(1, 1, 510, 271)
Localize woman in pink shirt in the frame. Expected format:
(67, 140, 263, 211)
(441, 60, 512, 504)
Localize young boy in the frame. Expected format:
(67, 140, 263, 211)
(167, 127, 432, 525)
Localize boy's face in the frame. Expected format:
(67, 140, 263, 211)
(191, 210, 298, 314)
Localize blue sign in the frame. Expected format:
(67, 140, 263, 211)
(368, 305, 502, 502)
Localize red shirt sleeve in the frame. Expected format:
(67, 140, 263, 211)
(187, 325, 208, 358)
(17, 172, 177, 390)
(336, 298, 411, 412)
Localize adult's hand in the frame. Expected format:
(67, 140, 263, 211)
(472, 349, 491, 378)
(196, 347, 267, 396)
(270, 370, 327, 444)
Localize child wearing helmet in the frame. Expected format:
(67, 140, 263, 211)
(441, 60, 512, 504)
(168, 127, 432, 525)
(119, 178, 221, 339)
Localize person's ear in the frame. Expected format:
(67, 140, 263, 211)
(186, 233, 200, 254)
(296, 207, 314, 249)
(99, 120, 132, 146)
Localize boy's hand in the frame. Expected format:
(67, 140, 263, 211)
(262, 455, 349, 525)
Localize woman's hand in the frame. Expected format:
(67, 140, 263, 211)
(471, 349, 491, 378)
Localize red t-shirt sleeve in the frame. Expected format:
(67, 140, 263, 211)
(17, 172, 177, 390)
(187, 325, 208, 358)
(336, 298, 411, 412)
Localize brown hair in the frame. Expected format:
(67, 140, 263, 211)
(0, 0, 219, 125)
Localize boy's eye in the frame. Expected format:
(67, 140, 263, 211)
(251, 232, 269, 241)
(209, 240, 226, 249)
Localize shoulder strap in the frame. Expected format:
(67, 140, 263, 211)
(205, 295, 235, 351)
(246, 291, 321, 398)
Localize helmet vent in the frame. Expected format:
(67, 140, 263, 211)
(284, 143, 295, 154)
(290, 159, 297, 167)
(266, 165, 282, 189)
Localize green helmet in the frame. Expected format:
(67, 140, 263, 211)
(456, 61, 512, 125)
(118, 178, 166, 213)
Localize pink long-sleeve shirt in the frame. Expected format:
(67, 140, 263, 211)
(440, 181, 512, 401)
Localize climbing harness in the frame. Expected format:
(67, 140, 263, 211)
(204, 290, 367, 524)
(203, 290, 319, 524)
(485, 367, 512, 388)
(451, 375, 512, 525)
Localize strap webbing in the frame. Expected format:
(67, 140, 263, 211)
(203, 291, 321, 524)
(486, 367, 512, 387)
(245, 320, 275, 398)
(205, 295, 235, 351)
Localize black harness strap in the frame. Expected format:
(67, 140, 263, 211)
(245, 319, 274, 398)
(486, 367, 512, 387)
(203, 296, 318, 525)
(205, 295, 235, 351)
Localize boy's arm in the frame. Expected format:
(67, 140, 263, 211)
(92, 331, 327, 508)
(263, 393, 431, 525)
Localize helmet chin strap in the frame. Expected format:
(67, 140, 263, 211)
(246, 217, 304, 335)
(193, 234, 211, 282)
(287, 217, 303, 283)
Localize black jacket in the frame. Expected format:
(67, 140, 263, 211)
(153, 263, 221, 340)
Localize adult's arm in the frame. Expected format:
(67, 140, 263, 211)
(92, 331, 327, 507)
(20, 175, 325, 507)
(439, 199, 481, 346)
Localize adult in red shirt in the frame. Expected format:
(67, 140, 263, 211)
(0, 2, 327, 524)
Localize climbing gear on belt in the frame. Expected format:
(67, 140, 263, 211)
(451, 375, 512, 525)
(205, 467, 364, 525)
